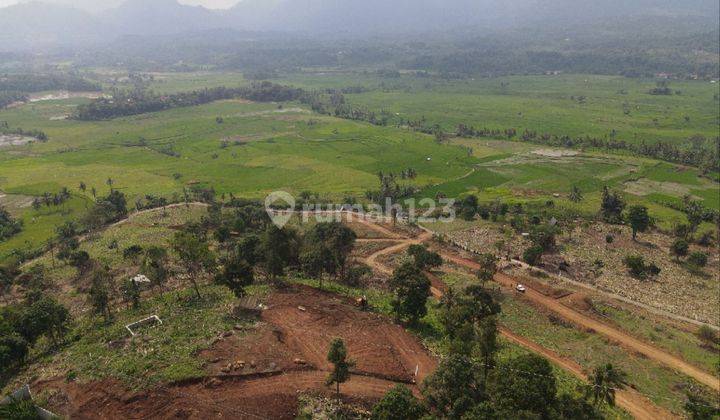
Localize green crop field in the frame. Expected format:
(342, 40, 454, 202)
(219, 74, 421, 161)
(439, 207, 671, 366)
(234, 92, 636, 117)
(1, 72, 718, 261)
(282, 72, 720, 147)
(0, 96, 475, 259)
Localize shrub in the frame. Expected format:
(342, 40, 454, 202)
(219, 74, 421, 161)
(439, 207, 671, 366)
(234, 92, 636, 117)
(687, 252, 708, 268)
(0, 397, 38, 419)
(623, 255, 660, 279)
(624, 255, 646, 278)
(523, 245, 544, 266)
(696, 325, 718, 347)
(344, 264, 372, 287)
(697, 231, 715, 247)
(647, 263, 661, 276)
(122, 245, 144, 261)
(670, 239, 689, 260)
(372, 384, 426, 420)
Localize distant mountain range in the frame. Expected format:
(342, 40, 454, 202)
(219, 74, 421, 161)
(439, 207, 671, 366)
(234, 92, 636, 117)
(0, 0, 718, 51)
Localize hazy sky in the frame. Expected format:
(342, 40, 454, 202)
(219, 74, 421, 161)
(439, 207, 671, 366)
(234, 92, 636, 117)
(0, 0, 242, 11)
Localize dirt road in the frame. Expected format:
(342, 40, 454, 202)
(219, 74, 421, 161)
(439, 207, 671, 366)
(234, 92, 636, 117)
(360, 226, 680, 419)
(440, 252, 720, 392)
(500, 328, 673, 420)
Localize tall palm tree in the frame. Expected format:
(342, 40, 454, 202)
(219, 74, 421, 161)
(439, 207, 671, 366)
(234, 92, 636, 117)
(587, 363, 628, 406)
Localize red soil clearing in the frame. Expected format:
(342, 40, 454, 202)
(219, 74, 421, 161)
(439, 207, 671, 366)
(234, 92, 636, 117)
(37, 285, 436, 419)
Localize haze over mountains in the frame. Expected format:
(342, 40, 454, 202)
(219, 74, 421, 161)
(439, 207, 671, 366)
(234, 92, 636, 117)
(0, 0, 718, 51)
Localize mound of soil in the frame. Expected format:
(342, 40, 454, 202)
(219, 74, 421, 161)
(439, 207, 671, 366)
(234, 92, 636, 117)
(262, 285, 434, 384)
(37, 285, 436, 419)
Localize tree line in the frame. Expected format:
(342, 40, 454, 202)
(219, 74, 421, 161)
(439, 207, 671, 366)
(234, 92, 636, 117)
(73, 82, 304, 121)
(0, 121, 48, 142)
(457, 125, 720, 173)
(302, 89, 720, 172)
(0, 73, 102, 110)
(0, 73, 101, 94)
(70, 78, 720, 171)
(0, 92, 25, 109)
(0, 206, 22, 241)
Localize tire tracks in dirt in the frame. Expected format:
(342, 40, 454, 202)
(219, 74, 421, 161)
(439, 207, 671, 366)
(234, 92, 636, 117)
(500, 328, 673, 420)
(440, 252, 719, 392)
(360, 225, 680, 419)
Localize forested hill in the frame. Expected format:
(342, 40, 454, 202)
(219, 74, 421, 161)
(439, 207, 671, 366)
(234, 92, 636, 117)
(0, 0, 717, 78)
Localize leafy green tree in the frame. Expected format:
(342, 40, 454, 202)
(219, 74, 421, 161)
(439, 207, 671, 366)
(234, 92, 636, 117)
(674, 223, 692, 240)
(0, 333, 29, 369)
(302, 222, 357, 281)
(600, 187, 625, 223)
(0, 266, 14, 303)
(460, 195, 479, 221)
(684, 199, 705, 236)
(623, 255, 659, 279)
(261, 225, 298, 286)
(120, 278, 141, 309)
(460, 402, 498, 420)
(523, 245, 544, 266)
(83, 190, 128, 229)
(0, 205, 22, 240)
(171, 231, 216, 299)
(326, 338, 354, 396)
(68, 251, 92, 276)
(55, 221, 77, 240)
(388, 262, 431, 324)
(422, 354, 484, 418)
(88, 268, 113, 322)
(372, 384, 426, 420)
(490, 354, 557, 417)
(236, 234, 261, 265)
(439, 285, 501, 362)
(627, 205, 651, 240)
(530, 224, 558, 252)
(553, 394, 602, 420)
(476, 253, 498, 284)
(299, 242, 332, 288)
(142, 246, 169, 287)
(407, 244, 443, 270)
(696, 325, 718, 348)
(215, 253, 254, 298)
(586, 363, 628, 406)
(22, 265, 50, 297)
(15, 294, 70, 346)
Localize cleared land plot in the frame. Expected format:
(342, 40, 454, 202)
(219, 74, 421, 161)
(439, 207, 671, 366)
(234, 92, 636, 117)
(34, 285, 436, 419)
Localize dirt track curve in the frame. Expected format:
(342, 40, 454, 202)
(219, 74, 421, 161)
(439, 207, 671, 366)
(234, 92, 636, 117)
(440, 252, 720, 392)
(357, 220, 689, 419)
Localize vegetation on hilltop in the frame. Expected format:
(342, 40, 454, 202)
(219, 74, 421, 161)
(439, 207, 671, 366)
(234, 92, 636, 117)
(74, 82, 303, 121)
